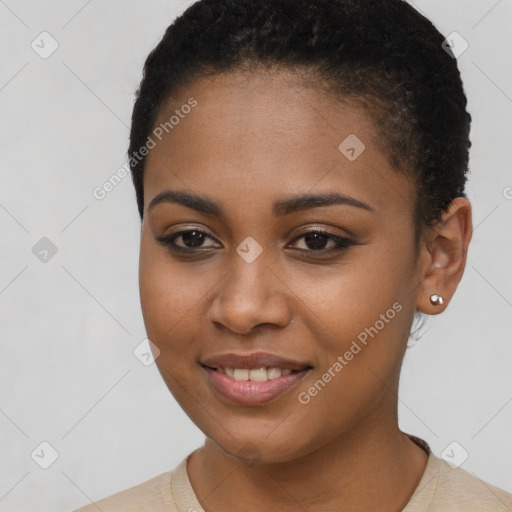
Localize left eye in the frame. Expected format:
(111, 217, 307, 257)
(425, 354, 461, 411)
(288, 230, 355, 252)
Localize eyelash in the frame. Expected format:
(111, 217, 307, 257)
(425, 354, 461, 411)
(155, 227, 356, 257)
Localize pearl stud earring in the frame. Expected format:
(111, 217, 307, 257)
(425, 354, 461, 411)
(430, 294, 444, 306)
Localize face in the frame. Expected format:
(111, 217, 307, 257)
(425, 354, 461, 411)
(139, 69, 425, 464)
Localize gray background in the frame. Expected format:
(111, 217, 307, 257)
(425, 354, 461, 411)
(0, 1, 511, 510)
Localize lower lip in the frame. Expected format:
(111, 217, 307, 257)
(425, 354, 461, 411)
(202, 366, 311, 406)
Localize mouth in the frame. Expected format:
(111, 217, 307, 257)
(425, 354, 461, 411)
(200, 363, 313, 406)
(199, 352, 313, 405)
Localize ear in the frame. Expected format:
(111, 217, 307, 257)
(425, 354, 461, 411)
(416, 197, 473, 315)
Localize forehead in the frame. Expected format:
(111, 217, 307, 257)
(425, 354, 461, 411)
(144, 69, 415, 220)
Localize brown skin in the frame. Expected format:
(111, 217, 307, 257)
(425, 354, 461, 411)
(139, 69, 472, 511)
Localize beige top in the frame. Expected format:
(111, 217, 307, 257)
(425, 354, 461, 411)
(74, 436, 512, 511)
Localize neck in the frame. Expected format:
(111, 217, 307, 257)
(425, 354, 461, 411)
(187, 413, 428, 512)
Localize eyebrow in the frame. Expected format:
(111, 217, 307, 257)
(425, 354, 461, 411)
(148, 189, 374, 217)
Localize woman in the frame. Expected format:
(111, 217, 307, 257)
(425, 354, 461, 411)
(75, 0, 512, 510)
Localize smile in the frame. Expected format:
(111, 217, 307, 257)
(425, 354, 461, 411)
(202, 365, 312, 406)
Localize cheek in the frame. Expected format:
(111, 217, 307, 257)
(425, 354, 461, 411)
(290, 243, 414, 399)
(138, 236, 223, 364)
(138, 242, 209, 407)
(292, 245, 411, 343)
(290, 274, 410, 445)
(139, 239, 193, 343)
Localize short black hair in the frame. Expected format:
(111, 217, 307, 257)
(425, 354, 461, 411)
(128, 0, 471, 236)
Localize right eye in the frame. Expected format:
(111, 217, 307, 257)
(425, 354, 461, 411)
(156, 228, 221, 254)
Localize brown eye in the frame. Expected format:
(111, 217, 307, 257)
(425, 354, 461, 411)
(156, 229, 220, 253)
(176, 230, 207, 248)
(288, 230, 356, 253)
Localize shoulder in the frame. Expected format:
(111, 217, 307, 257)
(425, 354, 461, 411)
(406, 453, 512, 511)
(435, 456, 512, 510)
(72, 470, 175, 512)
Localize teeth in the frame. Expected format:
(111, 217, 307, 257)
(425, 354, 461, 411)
(233, 369, 250, 381)
(267, 367, 282, 379)
(219, 367, 294, 381)
(249, 368, 267, 382)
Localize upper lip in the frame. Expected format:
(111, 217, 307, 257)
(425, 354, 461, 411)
(201, 352, 312, 371)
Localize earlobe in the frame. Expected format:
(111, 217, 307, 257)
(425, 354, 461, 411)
(416, 197, 473, 315)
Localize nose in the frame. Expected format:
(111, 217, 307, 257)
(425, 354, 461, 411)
(207, 251, 292, 335)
